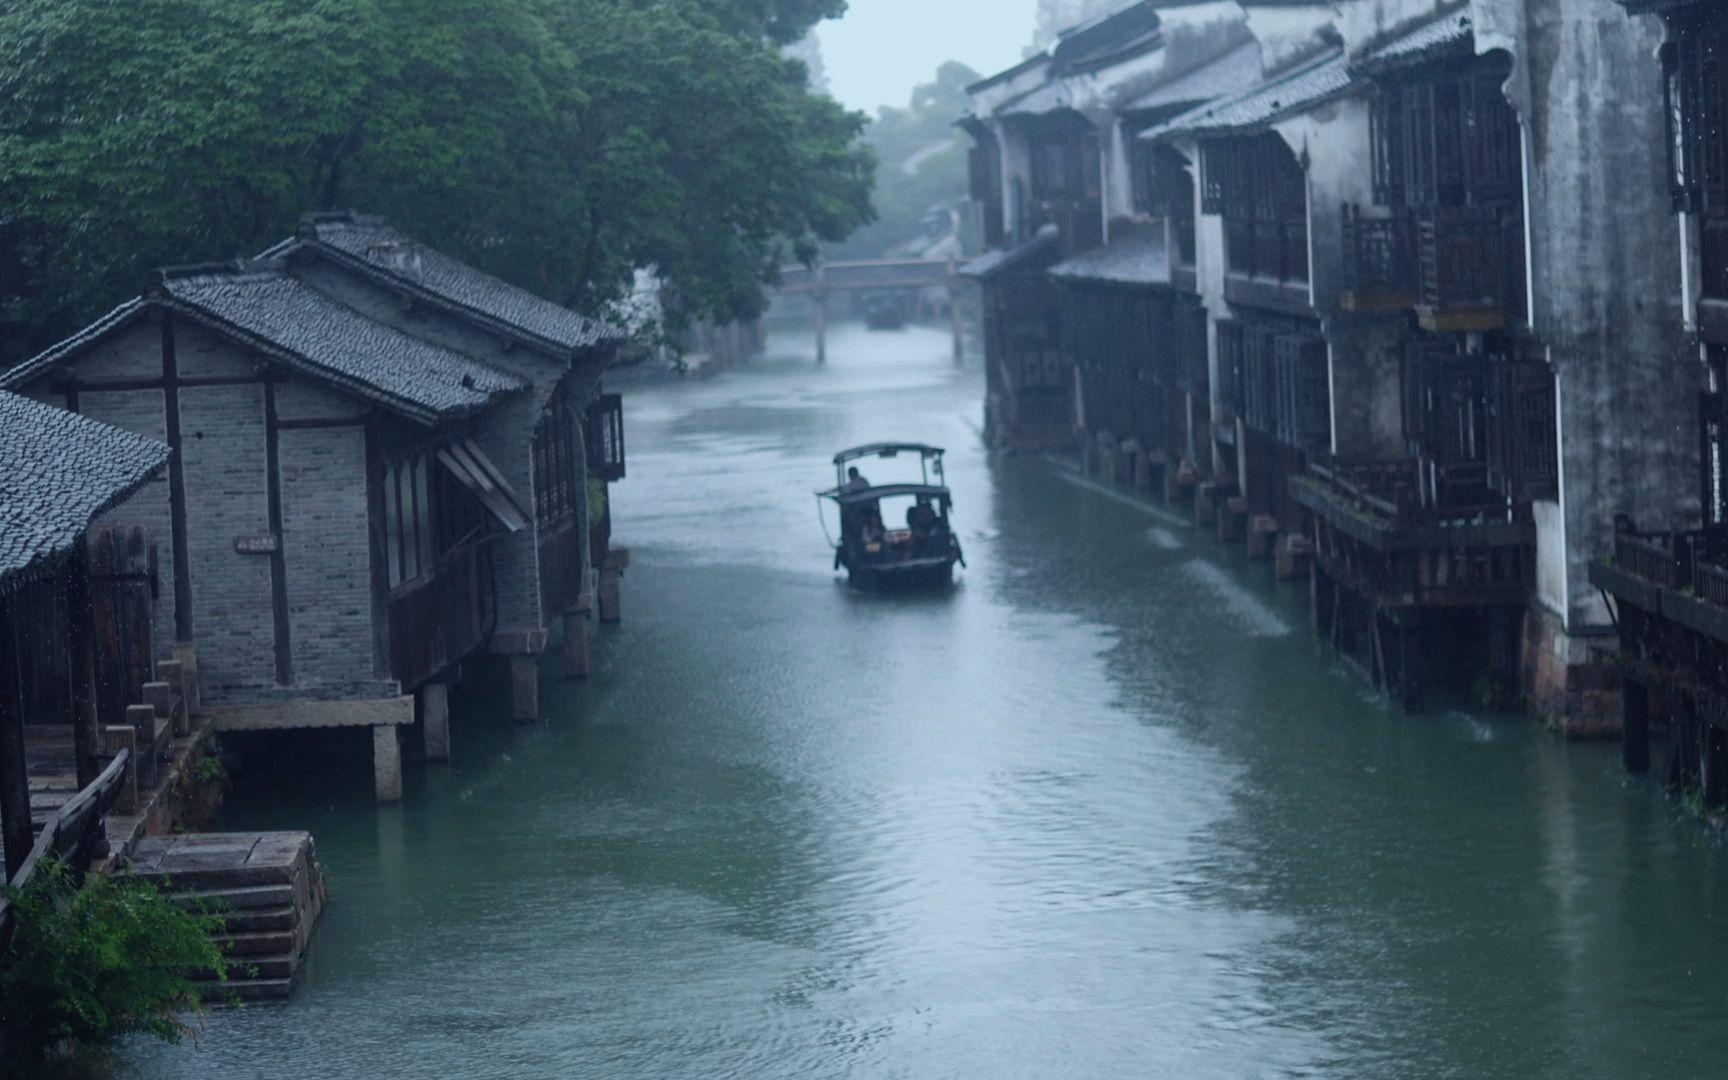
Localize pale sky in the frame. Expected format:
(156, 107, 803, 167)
(818, 0, 1041, 115)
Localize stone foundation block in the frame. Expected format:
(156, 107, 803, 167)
(1522, 606, 1621, 738)
(1246, 515, 1278, 561)
(1275, 533, 1314, 581)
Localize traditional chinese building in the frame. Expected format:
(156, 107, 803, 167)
(0, 391, 170, 875)
(1593, 0, 1728, 796)
(2, 260, 542, 801)
(265, 214, 629, 718)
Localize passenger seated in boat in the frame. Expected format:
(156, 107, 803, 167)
(907, 498, 939, 537)
(861, 512, 886, 547)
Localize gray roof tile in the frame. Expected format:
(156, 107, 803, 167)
(1356, 10, 1472, 71)
(1049, 226, 1170, 286)
(1122, 42, 1264, 115)
(0, 391, 171, 594)
(159, 265, 525, 421)
(282, 215, 625, 354)
(960, 227, 1062, 280)
(1145, 49, 1353, 140)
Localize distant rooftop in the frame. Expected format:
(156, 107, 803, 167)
(959, 227, 1063, 280)
(0, 391, 171, 595)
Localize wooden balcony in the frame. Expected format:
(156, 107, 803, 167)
(1340, 205, 1417, 312)
(1416, 207, 1524, 332)
(1592, 521, 1728, 648)
(1028, 198, 1104, 257)
(1293, 456, 1534, 609)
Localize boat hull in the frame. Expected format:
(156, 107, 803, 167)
(845, 556, 957, 591)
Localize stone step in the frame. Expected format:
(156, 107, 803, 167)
(190, 952, 298, 982)
(202, 977, 297, 1004)
(217, 904, 299, 934)
(216, 930, 298, 957)
(168, 883, 296, 912)
(129, 832, 314, 890)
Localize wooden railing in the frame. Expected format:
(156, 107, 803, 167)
(1306, 456, 1517, 530)
(1341, 205, 1416, 304)
(0, 749, 131, 951)
(1417, 207, 1522, 316)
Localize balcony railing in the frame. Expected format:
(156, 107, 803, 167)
(1417, 207, 1524, 328)
(1305, 456, 1517, 531)
(1341, 204, 1417, 311)
(1608, 519, 1728, 602)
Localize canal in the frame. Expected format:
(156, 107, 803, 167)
(139, 322, 1728, 1078)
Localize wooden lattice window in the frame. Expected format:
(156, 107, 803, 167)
(586, 393, 626, 483)
(1371, 85, 1406, 207)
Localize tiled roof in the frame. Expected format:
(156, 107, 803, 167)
(277, 214, 625, 355)
(1144, 49, 1353, 140)
(0, 391, 171, 595)
(1122, 42, 1264, 116)
(159, 264, 524, 422)
(1002, 80, 1075, 119)
(1049, 226, 1170, 286)
(0, 300, 152, 391)
(1355, 10, 1472, 72)
(959, 227, 1062, 280)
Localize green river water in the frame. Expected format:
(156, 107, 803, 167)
(134, 322, 1728, 1079)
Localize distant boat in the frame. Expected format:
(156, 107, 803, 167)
(860, 291, 910, 331)
(819, 443, 964, 589)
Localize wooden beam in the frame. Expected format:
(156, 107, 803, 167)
(262, 382, 294, 685)
(160, 316, 196, 644)
(0, 594, 35, 881)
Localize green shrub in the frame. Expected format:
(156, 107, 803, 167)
(0, 858, 227, 1073)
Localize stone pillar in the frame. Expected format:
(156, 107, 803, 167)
(1246, 515, 1277, 561)
(510, 655, 540, 724)
(174, 642, 203, 718)
(1194, 482, 1220, 526)
(563, 611, 591, 679)
(373, 724, 403, 804)
(1276, 533, 1314, 582)
(1218, 497, 1249, 543)
(421, 683, 451, 763)
(599, 564, 624, 625)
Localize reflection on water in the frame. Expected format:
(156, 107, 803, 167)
(137, 322, 1728, 1079)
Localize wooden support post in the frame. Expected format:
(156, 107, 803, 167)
(814, 264, 828, 366)
(141, 681, 172, 722)
(421, 683, 451, 763)
(174, 642, 202, 718)
(0, 595, 35, 881)
(102, 725, 138, 816)
(510, 656, 539, 724)
(127, 704, 159, 789)
(948, 260, 964, 367)
(1399, 614, 1426, 714)
(373, 724, 403, 804)
(1622, 677, 1651, 776)
(563, 611, 591, 680)
(157, 660, 187, 735)
(66, 544, 101, 789)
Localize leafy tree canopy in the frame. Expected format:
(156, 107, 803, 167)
(0, 0, 873, 363)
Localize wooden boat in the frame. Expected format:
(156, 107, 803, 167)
(819, 444, 964, 589)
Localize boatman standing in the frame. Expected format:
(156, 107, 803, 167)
(843, 467, 871, 493)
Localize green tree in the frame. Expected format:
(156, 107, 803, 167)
(0, 859, 228, 1073)
(0, 0, 874, 363)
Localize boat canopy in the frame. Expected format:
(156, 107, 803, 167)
(820, 483, 953, 506)
(832, 443, 944, 466)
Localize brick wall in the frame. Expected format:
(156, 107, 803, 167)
(290, 257, 608, 646)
